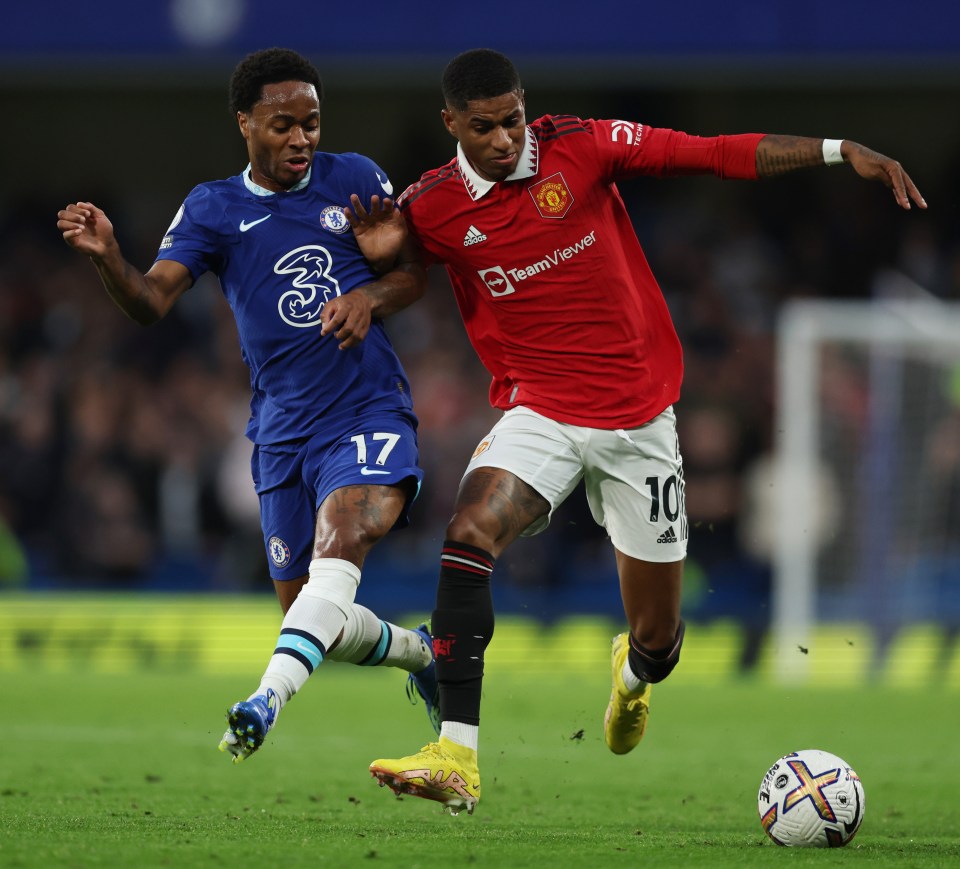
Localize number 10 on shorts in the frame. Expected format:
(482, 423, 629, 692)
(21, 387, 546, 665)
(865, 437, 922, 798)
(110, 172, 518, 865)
(645, 474, 681, 523)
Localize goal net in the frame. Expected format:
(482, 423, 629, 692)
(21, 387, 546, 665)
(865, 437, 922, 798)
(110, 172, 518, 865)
(771, 297, 960, 681)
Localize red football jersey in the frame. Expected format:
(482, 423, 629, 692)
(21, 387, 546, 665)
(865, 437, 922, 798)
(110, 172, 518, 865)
(400, 115, 762, 429)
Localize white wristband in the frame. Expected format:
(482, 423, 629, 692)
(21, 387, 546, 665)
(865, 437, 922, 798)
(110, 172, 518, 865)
(822, 139, 844, 166)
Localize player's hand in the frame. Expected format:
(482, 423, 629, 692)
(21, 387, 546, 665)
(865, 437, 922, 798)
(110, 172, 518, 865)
(343, 194, 407, 269)
(56, 201, 117, 257)
(844, 143, 927, 211)
(320, 289, 374, 350)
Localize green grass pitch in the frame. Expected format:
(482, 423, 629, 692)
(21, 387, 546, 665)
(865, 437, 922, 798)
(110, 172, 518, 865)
(2, 602, 958, 867)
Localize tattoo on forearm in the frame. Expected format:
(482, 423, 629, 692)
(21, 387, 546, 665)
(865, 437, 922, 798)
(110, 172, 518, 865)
(755, 134, 824, 178)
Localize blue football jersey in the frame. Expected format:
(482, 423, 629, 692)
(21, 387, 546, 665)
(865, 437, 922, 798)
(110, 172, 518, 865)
(155, 151, 416, 445)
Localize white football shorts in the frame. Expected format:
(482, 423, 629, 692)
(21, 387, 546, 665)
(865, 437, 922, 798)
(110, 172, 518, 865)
(463, 405, 687, 562)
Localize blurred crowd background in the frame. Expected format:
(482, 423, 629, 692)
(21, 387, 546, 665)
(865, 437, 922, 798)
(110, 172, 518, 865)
(2, 2, 959, 643)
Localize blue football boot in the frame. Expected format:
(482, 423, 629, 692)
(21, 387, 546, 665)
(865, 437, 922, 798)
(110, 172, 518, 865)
(218, 689, 279, 763)
(405, 623, 441, 735)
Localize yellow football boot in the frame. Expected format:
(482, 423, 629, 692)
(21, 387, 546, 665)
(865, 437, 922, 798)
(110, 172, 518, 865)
(603, 632, 651, 755)
(370, 737, 481, 815)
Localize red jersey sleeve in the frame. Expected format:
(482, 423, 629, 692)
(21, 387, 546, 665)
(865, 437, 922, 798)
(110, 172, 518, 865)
(586, 118, 763, 181)
(397, 162, 463, 269)
(396, 182, 434, 269)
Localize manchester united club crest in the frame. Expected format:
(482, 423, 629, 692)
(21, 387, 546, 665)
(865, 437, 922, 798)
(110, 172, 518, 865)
(471, 436, 495, 459)
(528, 172, 573, 219)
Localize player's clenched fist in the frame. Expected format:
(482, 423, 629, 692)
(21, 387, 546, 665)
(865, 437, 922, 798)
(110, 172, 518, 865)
(57, 201, 116, 257)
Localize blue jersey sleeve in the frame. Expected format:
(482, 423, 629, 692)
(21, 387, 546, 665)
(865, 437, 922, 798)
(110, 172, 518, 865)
(155, 184, 225, 280)
(334, 153, 396, 208)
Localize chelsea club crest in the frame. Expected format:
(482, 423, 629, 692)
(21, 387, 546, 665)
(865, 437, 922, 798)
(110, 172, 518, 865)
(268, 536, 291, 568)
(320, 206, 351, 234)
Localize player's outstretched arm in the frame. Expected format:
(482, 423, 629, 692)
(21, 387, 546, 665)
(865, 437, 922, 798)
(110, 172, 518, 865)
(320, 238, 427, 350)
(755, 136, 927, 211)
(56, 201, 192, 324)
(343, 194, 407, 273)
(841, 140, 927, 211)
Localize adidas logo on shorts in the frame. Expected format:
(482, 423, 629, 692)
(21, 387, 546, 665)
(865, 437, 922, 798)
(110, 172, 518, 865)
(657, 526, 678, 544)
(463, 225, 488, 246)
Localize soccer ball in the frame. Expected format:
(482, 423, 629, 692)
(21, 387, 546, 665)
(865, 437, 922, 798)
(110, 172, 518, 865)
(757, 749, 865, 847)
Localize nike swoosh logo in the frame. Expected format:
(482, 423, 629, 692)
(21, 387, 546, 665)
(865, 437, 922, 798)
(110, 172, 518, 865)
(843, 785, 862, 835)
(239, 215, 272, 232)
(295, 641, 322, 664)
(376, 172, 393, 196)
(360, 467, 391, 476)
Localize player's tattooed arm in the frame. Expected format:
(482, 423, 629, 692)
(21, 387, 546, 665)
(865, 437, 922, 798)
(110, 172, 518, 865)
(754, 135, 824, 175)
(755, 135, 926, 210)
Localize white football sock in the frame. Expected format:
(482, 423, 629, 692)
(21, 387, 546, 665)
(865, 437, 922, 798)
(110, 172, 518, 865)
(621, 661, 646, 694)
(326, 604, 432, 671)
(254, 558, 360, 706)
(441, 721, 478, 753)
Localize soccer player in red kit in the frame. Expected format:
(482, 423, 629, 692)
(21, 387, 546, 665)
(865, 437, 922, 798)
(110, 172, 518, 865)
(368, 48, 926, 814)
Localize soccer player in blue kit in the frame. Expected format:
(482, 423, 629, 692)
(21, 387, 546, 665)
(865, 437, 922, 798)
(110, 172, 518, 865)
(56, 47, 438, 761)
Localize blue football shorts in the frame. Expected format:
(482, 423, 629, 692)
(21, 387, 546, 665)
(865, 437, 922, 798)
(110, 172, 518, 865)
(252, 410, 422, 581)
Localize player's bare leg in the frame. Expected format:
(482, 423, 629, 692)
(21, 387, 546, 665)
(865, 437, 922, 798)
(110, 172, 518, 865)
(605, 553, 684, 754)
(273, 575, 308, 613)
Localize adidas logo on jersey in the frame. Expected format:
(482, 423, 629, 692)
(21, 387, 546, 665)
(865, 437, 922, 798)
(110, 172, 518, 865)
(463, 225, 488, 246)
(657, 526, 678, 544)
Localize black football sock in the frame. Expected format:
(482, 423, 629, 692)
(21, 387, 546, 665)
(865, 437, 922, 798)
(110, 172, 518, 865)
(627, 620, 685, 684)
(432, 539, 495, 726)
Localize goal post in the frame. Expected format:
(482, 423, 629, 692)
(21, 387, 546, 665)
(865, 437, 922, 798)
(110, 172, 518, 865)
(772, 299, 960, 682)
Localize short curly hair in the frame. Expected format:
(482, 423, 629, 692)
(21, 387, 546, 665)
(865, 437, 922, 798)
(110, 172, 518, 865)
(228, 47, 323, 115)
(441, 48, 521, 112)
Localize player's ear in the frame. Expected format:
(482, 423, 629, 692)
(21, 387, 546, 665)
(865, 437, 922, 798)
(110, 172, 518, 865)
(441, 108, 458, 140)
(237, 111, 250, 140)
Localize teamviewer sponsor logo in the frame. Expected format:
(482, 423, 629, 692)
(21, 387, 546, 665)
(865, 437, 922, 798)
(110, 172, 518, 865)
(478, 266, 516, 297)
(509, 231, 597, 282)
(479, 231, 597, 298)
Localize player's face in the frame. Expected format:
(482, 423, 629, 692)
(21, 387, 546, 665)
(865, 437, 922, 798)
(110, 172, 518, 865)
(238, 81, 321, 192)
(442, 91, 526, 182)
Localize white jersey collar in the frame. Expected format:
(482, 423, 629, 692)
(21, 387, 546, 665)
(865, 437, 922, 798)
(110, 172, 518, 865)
(242, 163, 312, 196)
(457, 126, 538, 200)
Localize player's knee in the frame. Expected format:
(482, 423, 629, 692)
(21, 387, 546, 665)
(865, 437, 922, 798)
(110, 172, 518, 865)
(312, 524, 384, 563)
(627, 619, 685, 684)
(300, 558, 360, 617)
(445, 511, 499, 555)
